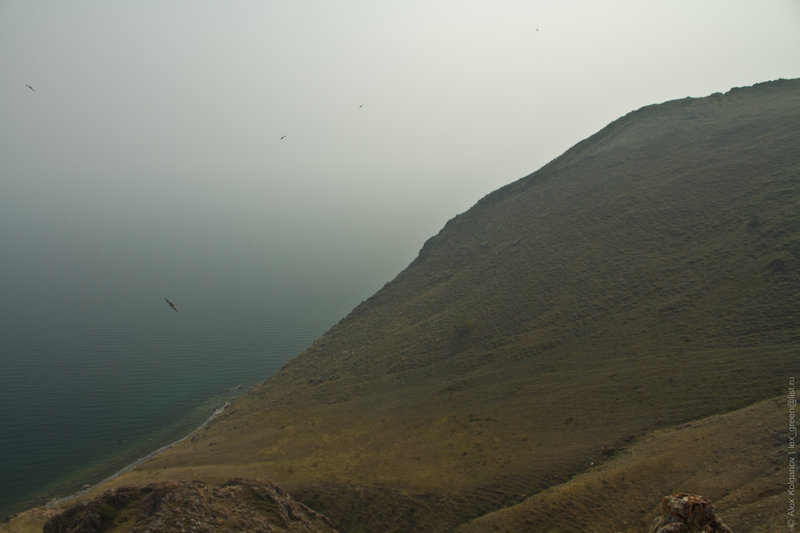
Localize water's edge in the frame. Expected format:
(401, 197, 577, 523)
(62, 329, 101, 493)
(45, 401, 231, 510)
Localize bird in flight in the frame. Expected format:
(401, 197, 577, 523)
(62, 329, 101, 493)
(280, 135, 287, 140)
(165, 297, 178, 312)
(25, 84, 35, 92)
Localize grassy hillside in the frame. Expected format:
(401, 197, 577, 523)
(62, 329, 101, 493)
(5, 79, 799, 532)
(456, 395, 788, 532)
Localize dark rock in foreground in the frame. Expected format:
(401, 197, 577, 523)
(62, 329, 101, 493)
(44, 478, 338, 533)
(649, 493, 733, 533)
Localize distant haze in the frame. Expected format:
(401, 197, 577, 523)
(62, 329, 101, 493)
(2, 2, 799, 278)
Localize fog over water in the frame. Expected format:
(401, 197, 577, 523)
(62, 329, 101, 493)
(1, 0, 799, 518)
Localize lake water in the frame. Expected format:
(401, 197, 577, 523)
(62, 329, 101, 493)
(0, 215, 415, 520)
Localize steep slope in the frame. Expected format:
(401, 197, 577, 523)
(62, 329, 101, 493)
(6, 79, 798, 532)
(123, 79, 800, 531)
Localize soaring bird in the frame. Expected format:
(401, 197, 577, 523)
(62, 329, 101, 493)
(25, 84, 35, 92)
(165, 297, 178, 312)
(280, 135, 287, 140)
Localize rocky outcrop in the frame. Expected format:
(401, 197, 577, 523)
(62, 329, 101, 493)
(649, 493, 733, 533)
(44, 478, 338, 533)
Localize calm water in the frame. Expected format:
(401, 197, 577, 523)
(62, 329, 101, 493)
(0, 217, 409, 519)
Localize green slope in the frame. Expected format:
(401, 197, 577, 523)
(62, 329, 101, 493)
(13, 79, 798, 532)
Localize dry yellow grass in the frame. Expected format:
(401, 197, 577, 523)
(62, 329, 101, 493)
(456, 396, 789, 532)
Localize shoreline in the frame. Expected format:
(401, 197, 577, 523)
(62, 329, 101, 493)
(45, 401, 231, 510)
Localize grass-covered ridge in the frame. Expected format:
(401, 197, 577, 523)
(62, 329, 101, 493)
(6, 78, 799, 532)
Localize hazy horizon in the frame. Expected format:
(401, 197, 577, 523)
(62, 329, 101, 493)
(3, 2, 799, 285)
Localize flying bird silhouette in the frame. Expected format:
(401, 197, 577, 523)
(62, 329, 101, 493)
(280, 135, 287, 140)
(25, 84, 35, 92)
(165, 298, 178, 312)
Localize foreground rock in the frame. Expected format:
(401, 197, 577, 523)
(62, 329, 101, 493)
(44, 478, 338, 533)
(649, 493, 733, 533)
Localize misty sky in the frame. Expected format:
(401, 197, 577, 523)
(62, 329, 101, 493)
(2, 1, 800, 310)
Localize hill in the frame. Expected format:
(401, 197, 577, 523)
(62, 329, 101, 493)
(5, 78, 799, 532)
